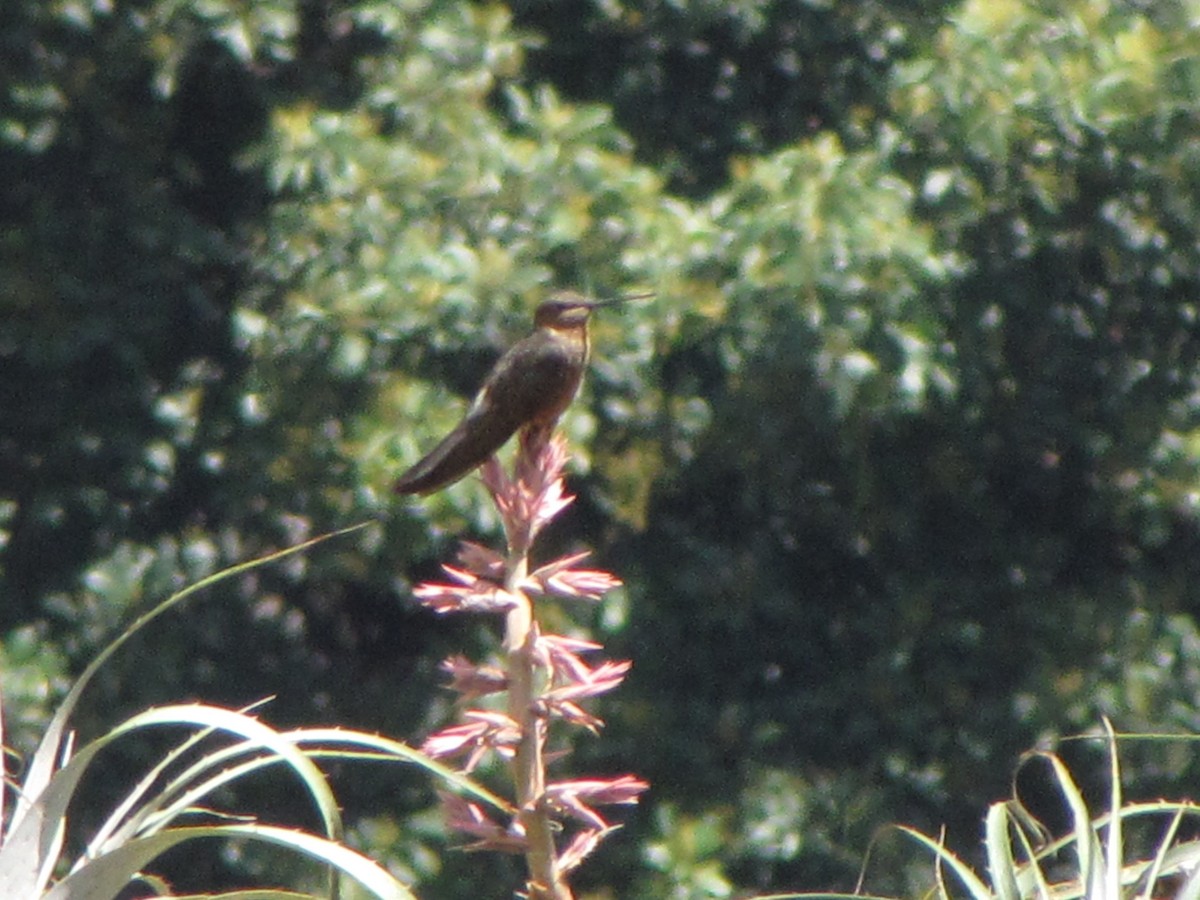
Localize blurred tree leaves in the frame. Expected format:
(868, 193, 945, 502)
(506, 0, 957, 195)
(3, 0, 1200, 896)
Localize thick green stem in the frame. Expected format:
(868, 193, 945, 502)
(505, 550, 571, 900)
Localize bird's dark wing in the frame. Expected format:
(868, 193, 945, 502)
(393, 334, 578, 495)
(392, 409, 514, 494)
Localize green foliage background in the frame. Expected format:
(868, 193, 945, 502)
(3, 0, 1200, 895)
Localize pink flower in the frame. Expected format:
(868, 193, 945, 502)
(534, 634, 603, 682)
(439, 655, 508, 699)
(526, 552, 623, 601)
(542, 776, 650, 829)
(533, 638, 631, 730)
(455, 541, 506, 579)
(557, 827, 618, 874)
(545, 660, 631, 703)
(438, 791, 527, 854)
(413, 565, 518, 614)
(539, 697, 604, 733)
(422, 710, 521, 772)
(482, 433, 575, 550)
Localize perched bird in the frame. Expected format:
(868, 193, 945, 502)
(393, 290, 643, 495)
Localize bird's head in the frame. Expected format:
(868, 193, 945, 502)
(534, 290, 652, 329)
(534, 291, 600, 329)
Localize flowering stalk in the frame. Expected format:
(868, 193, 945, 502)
(414, 429, 648, 899)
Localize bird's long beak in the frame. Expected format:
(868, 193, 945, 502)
(592, 291, 655, 308)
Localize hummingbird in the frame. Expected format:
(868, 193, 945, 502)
(393, 290, 645, 495)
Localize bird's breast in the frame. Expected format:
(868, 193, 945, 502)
(484, 327, 588, 428)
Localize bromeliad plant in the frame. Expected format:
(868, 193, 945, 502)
(856, 722, 1200, 900)
(0, 525, 451, 900)
(413, 429, 649, 900)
